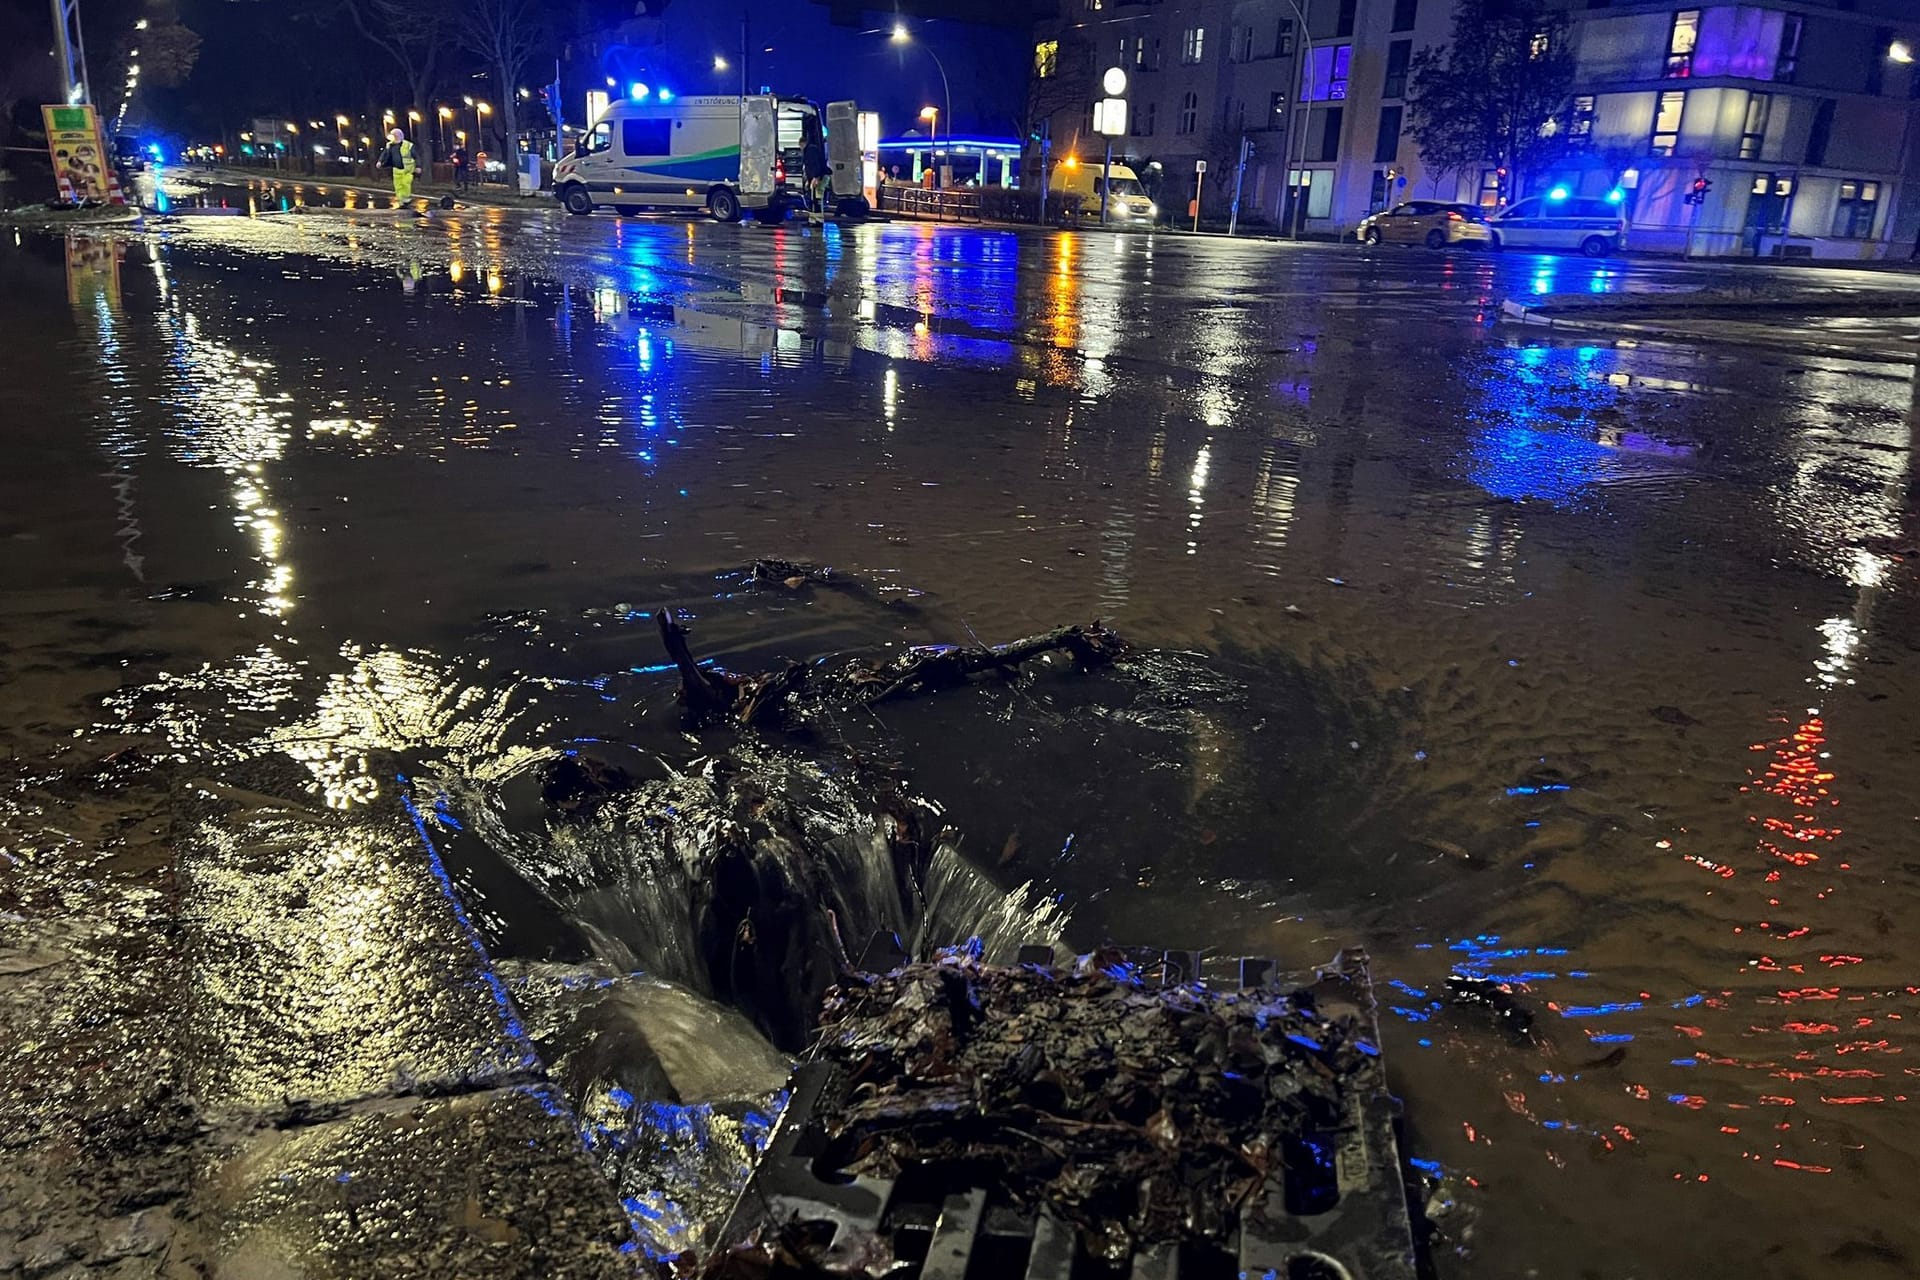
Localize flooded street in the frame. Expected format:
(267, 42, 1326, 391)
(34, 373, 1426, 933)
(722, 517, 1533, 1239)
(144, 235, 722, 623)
(3, 183, 1918, 1278)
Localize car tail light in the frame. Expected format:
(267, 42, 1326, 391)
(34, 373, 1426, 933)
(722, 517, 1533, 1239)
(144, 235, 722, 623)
(774, 165, 785, 182)
(1446, 211, 1463, 221)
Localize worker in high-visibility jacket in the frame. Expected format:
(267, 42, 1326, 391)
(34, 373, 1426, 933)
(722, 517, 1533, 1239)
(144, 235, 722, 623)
(381, 128, 418, 204)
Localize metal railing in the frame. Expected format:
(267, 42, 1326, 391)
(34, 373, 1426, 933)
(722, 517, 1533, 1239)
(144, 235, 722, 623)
(877, 184, 985, 223)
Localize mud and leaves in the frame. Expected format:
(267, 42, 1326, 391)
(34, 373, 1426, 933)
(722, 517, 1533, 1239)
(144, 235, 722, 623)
(774, 952, 1372, 1264)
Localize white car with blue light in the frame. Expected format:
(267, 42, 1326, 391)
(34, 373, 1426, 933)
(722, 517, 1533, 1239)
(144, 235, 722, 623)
(1486, 185, 1629, 257)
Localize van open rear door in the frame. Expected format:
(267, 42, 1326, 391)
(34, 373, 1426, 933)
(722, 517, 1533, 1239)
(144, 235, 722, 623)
(826, 100, 862, 199)
(739, 97, 776, 198)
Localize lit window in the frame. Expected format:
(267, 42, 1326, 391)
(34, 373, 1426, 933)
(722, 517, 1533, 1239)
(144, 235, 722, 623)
(1034, 40, 1059, 79)
(1302, 43, 1351, 102)
(1666, 9, 1699, 77)
(1739, 93, 1770, 160)
(1569, 94, 1595, 143)
(1832, 179, 1880, 238)
(1178, 91, 1198, 134)
(1181, 27, 1205, 64)
(1649, 90, 1684, 155)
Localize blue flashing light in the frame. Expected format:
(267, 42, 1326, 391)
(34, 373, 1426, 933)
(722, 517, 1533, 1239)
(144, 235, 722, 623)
(657, 88, 674, 103)
(629, 82, 649, 100)
(1547, 185, 1570, 200)
(1606, 187, 1626, 203)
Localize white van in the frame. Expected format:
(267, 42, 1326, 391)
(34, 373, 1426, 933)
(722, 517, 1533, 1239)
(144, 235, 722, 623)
(553, 94, 823, 222)
(1486, 194, 1628, 257)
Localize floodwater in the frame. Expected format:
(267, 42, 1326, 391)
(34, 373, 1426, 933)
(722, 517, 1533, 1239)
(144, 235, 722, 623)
(3, 181, 1919, 1279)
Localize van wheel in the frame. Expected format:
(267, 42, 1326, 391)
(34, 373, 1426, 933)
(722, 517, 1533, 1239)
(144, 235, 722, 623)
(708, 187, 742, 222)
(561, 185, 594, 216)
(1425, 229, 1446, 249)
(1581, 234, 1612, 258)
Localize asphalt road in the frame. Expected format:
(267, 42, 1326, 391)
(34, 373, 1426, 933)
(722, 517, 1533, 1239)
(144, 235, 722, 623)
(2, 172, 1917, 1278)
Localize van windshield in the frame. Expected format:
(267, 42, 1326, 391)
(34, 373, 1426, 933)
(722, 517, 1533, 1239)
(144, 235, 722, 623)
(1099, 176, 1146, 197)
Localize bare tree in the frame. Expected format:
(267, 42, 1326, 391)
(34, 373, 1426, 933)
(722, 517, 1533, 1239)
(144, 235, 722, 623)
(340, 0, 449, 166)
(459, 0, 546, 182)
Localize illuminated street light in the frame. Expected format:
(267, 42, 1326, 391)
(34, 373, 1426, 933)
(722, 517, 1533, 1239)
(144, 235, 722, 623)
(1890, 40, 1914, 64)
(134, 17, 146, 28)
(890, 24, 951, 183)
(713, 55, 728, 72)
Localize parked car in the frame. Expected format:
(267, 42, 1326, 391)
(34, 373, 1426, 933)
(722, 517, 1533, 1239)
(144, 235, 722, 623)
(1486, 195, 1627, 256)
(1354, 200, 1492, 249)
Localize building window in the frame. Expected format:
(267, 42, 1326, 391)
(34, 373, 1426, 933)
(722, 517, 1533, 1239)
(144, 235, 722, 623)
(1181, 27, 1205, 64)
(1666, 9, 1699, 77)
(1336, 0, 1356, 38)
(1034, 40, 1058, 79)
(1831, 180, 1880, 237)
(1227, 97, 1247, 131)
(1178, 91, 1198, 134)
(1569, 94, 1596, 144)
(1142, 101, 1156, 136)
(1775, 14, 1802, 81)
(1392, 0, 1418, 32)
(1233, 24, 1255, 63)
(1383, 40, 1412, 99)
(1806, 97, 1834, 164)
(1478, 168, 1502, 207)
(1374, 106, 1402, 163)
(1739, 93, 1770, 160)
(1275, 19, 1294, 57)
(1318, 106, 1343, 161)
(1303, 44, 1352, 101)
(1650, 90, 1684, 155)
(1083, 0, 1103, 9)
(1269, 92, 1288, 128)
(1307, 172, 1333, 217)
(1370, 169, 1389, 210)
(1867, 27, 1891, 95)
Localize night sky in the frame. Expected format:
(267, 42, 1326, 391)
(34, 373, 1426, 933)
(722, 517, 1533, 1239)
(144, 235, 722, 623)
(45, 0, 1033, 144)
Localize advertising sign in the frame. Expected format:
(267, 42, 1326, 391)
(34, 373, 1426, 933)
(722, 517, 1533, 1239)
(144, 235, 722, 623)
(41, 103, 110, 202)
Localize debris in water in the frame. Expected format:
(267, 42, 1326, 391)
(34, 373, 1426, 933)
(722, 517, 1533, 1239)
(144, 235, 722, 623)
(790, 951, 1374, 1257)
(1444, 975, 1536, 1041)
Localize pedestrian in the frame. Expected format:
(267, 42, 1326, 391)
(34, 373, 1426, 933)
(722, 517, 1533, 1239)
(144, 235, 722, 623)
(449, 141, 470, 193)
(381, 127, 418, 206)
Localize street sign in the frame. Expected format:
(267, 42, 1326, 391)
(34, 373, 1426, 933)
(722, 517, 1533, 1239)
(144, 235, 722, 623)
(1195, 159, 1207, 173)
(1093, 98, 1127, 137)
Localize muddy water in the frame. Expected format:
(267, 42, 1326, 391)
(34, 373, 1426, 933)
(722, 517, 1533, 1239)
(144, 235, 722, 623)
(3, 213, 1918, 1278)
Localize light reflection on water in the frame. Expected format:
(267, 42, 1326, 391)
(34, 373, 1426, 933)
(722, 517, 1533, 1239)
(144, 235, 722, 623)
(6, 220, 1918, 1276)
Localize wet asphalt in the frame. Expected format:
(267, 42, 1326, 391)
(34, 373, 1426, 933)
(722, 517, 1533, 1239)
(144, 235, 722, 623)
(1, 168, 1918, 1278)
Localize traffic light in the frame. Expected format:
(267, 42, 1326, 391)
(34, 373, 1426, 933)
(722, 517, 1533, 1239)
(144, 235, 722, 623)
(1684, 175, 1712, 206)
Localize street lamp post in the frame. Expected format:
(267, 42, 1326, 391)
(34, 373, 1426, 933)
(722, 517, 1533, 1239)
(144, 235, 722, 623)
(919, 106, 939, 182)
(437, 106, 452, 152)
(891, 24, 951, 185)
(1094, 66, 1129, 227)
(1278, 0, 1315, 239)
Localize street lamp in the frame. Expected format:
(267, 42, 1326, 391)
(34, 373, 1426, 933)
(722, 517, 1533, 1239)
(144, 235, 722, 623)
(474, 100, 491, 155)
(891, 23, 951, 184)
(919, 106, 940, 180)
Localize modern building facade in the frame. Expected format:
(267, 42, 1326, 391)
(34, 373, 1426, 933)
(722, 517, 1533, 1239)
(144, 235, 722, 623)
(1029, 0, 1920, 257)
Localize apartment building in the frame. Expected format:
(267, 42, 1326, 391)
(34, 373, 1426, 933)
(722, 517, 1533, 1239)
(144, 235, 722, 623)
(1030, 0, 1920, 257)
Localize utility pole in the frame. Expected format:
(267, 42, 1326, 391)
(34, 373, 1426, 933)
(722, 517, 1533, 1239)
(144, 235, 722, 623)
(740, 12, 748, 97)
(50, 0, 92, 105)
(1038, 118, 1052, 221)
